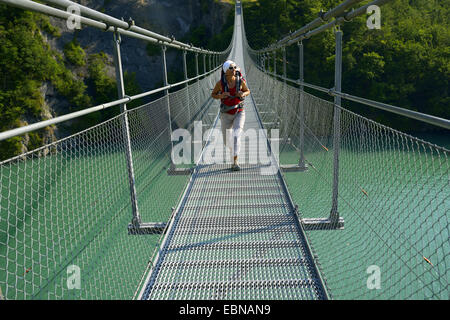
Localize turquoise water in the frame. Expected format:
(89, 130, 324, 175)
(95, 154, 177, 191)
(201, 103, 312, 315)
(278, 133, 449, 300)
(0, 139, 189, 300)
(1, 122, 447, 300)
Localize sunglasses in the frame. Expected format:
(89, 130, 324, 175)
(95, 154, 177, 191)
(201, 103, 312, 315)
(228, 65, 237, 70)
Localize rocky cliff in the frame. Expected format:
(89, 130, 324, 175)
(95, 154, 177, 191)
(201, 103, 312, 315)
(49, 0, 233, 92)
(0, 0, 233, 159)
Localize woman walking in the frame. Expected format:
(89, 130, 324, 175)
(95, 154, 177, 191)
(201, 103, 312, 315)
(211, 60, 250, 171)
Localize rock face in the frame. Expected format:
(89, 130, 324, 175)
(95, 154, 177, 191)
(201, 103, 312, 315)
(9, 0, 233, 155)
(49, 0, 233, 91)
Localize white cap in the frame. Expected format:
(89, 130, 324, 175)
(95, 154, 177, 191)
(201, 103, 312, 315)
(222, 60, 235, 73)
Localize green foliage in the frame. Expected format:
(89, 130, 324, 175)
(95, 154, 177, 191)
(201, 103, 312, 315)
(88, 52, 117, 105)
(27, 131, 44, 151)
(63, 39, 86, 66)
(209, 7, 235, 51)
(124, 71, 144, 109)
(243, 0, 450, 132)
(186, 25, 209, 49)
(180, 2, 235, 77)
(0, 5, 92, 160)
(36, 13, 61, 37)
(0, 4, 145, 160)
(66, 53, 144, 132)
(184, 4, 235, 52)
(0, 137, 22, 160)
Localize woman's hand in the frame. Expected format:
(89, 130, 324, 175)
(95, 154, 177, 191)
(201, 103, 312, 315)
(221, 92, 231, 99)
(237, 91, 246, 99)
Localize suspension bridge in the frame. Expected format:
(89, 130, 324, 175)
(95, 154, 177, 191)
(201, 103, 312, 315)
(0, 0, 448, 300)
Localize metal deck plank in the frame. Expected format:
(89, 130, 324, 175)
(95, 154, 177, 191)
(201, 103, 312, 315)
(139, 4, 328, 300)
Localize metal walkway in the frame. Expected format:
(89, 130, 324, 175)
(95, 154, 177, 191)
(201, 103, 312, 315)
(138, 6, 327, 300)
(1, 0, 448, 301)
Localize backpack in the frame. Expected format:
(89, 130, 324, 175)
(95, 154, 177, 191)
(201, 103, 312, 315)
(219, 70, 245, 113)
(221, 70, 244, 100)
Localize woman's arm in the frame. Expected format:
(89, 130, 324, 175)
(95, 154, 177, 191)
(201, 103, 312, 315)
(237, 80, 250, 99)
(211, 81, 230, 100)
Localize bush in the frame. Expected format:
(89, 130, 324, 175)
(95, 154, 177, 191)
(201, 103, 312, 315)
(0, 6, 91, 160)
(63, 39, 86, 66)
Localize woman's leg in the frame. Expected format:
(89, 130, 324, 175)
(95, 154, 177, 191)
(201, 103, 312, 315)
(232, 110, 246, 165)
(220, 113, 234, 156)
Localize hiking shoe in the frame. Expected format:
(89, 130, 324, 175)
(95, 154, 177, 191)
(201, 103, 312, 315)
(231, 163, 241, 171)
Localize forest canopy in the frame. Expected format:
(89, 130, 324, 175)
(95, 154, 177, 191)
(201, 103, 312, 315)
(242, 0, 449, 133)
(0, 5, 142, 160)
(0, 0, 448, 161)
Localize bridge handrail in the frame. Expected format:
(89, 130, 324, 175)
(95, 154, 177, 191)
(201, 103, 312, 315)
(257, 66, 450, 130)
(40, 0, 231, 54)
(0, 0, 229, 54)
(248, 0, 393, 54)
(0, 0, 235, 142)
(0, 66, 222, 142)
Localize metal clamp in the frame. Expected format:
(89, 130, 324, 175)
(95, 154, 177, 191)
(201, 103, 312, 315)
(343, 10, 352, 22)
(113, 27, 121, 44)
(103, 21, 111, 32)
(318, 9, 327, 22)
(127, 17, 135, 30)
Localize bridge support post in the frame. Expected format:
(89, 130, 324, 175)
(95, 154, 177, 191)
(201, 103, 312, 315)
(330, 26, 344, 226)
(262, 54, 266, 72)
(209, 54, 212, 72)
(195, 52, 200, 108)
(161, 45, 176, 172)
(167, 49, 193, 176)
(297, 41, 307, 170)
(282, 46, 287, 84)
(113, 31, 147, 232)
(183, 50, 191, 122)
(280, 43, 308, 173)
(300, 29, 344, 230)
(203, 53, 207, 74)
(163, 46, 191, 176)
(281, 46, 287, 135)
(161, 45, 172, 144)
(273, 50, 276, 75)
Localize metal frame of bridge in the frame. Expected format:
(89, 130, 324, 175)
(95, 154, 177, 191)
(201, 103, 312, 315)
(0, 0, 448, 300)
(136, 3, 330, 299)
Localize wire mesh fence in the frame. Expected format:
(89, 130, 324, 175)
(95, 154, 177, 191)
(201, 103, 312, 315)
(0, 70, 221, 300)
(244, 50, 449, 299)
(1, 0, 448, 300)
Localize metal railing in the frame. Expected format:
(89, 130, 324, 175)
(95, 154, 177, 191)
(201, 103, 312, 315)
(244, 0, 449, 229)
(241, 0, 449, 299)
(250, 0, 392, 53)
(0, 0, 233, 142)
(0, 0, 235, 233)
(0, 0, 448, 300)
(0, 0, 235, 298)
(0, 0, 235, 300)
